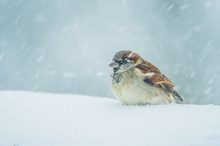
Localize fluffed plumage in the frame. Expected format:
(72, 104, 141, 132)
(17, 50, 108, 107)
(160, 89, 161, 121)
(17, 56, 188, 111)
(109, 50, 183, 105)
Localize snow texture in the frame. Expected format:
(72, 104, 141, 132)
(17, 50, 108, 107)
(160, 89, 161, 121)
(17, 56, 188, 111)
(0, 91, 220, 146)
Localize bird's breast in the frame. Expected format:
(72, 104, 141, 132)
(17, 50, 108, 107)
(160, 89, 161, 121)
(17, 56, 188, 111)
(110, 71, 171, 105)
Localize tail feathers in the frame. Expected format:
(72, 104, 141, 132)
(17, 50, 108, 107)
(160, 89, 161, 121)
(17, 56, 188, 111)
(163, 84, 184, 104)
(173, 90, 184, 104)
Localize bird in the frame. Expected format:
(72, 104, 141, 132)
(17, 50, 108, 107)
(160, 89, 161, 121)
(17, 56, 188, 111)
(109, 50, 183, 105)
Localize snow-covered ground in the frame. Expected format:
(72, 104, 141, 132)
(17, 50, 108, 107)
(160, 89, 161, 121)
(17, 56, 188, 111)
(0, 91, 220, 146)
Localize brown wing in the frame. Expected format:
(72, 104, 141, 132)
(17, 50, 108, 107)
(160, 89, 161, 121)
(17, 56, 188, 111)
(135, 62, 161, 74)
(150, 73, 175, 88)
(143, 60, 161, 74)
(143, 73, 183, 103)
(135, 61, 183, 103)
(135, 59, 174, 87)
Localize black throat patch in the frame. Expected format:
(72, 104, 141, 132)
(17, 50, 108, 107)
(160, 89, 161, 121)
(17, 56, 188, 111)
(112, 73, 122, 84)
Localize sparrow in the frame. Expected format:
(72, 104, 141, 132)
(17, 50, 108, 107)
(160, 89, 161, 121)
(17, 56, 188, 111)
(109, 50, 183, 105)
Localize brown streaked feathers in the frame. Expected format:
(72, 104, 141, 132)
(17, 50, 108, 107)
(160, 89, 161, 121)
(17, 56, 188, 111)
(110, 50, 183, 104)
(131, 52, 183, 102)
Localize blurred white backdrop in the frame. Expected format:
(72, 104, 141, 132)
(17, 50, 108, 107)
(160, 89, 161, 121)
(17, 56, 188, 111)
(0, 0, 220, 104)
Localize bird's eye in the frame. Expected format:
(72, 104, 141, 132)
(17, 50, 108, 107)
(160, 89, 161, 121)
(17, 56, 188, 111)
(116, 59, 127, 65)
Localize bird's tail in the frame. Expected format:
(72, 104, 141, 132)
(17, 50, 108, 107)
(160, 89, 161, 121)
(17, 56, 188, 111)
(173, 90, 184, 104)
(163, 84, 184, 104)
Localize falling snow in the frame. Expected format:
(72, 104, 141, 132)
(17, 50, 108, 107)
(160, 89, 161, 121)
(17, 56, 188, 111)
(0, 0, 219, 104)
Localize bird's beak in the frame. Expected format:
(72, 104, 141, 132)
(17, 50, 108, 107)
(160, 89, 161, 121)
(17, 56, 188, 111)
(109, 62, 119, 68)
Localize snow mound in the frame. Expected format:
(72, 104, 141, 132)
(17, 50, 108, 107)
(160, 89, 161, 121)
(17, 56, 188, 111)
(0, 91, 220, 146)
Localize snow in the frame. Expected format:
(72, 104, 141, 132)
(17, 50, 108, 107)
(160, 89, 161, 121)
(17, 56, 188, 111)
(61, 72, 76, 79)
(0, 53, 4, 62)
(1, 0, 220, 104)
(96, 72, 104, 77)
(0, 91, 220, 146)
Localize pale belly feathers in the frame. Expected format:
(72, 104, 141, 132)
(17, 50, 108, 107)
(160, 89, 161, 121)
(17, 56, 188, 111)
(110, 72, 172, 105)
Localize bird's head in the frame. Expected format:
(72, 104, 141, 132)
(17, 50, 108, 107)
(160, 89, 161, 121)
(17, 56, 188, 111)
(109, 50, 142, 73)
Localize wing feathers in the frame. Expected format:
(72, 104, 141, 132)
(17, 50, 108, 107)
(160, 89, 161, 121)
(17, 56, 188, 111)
(135, 61, 183, 103)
